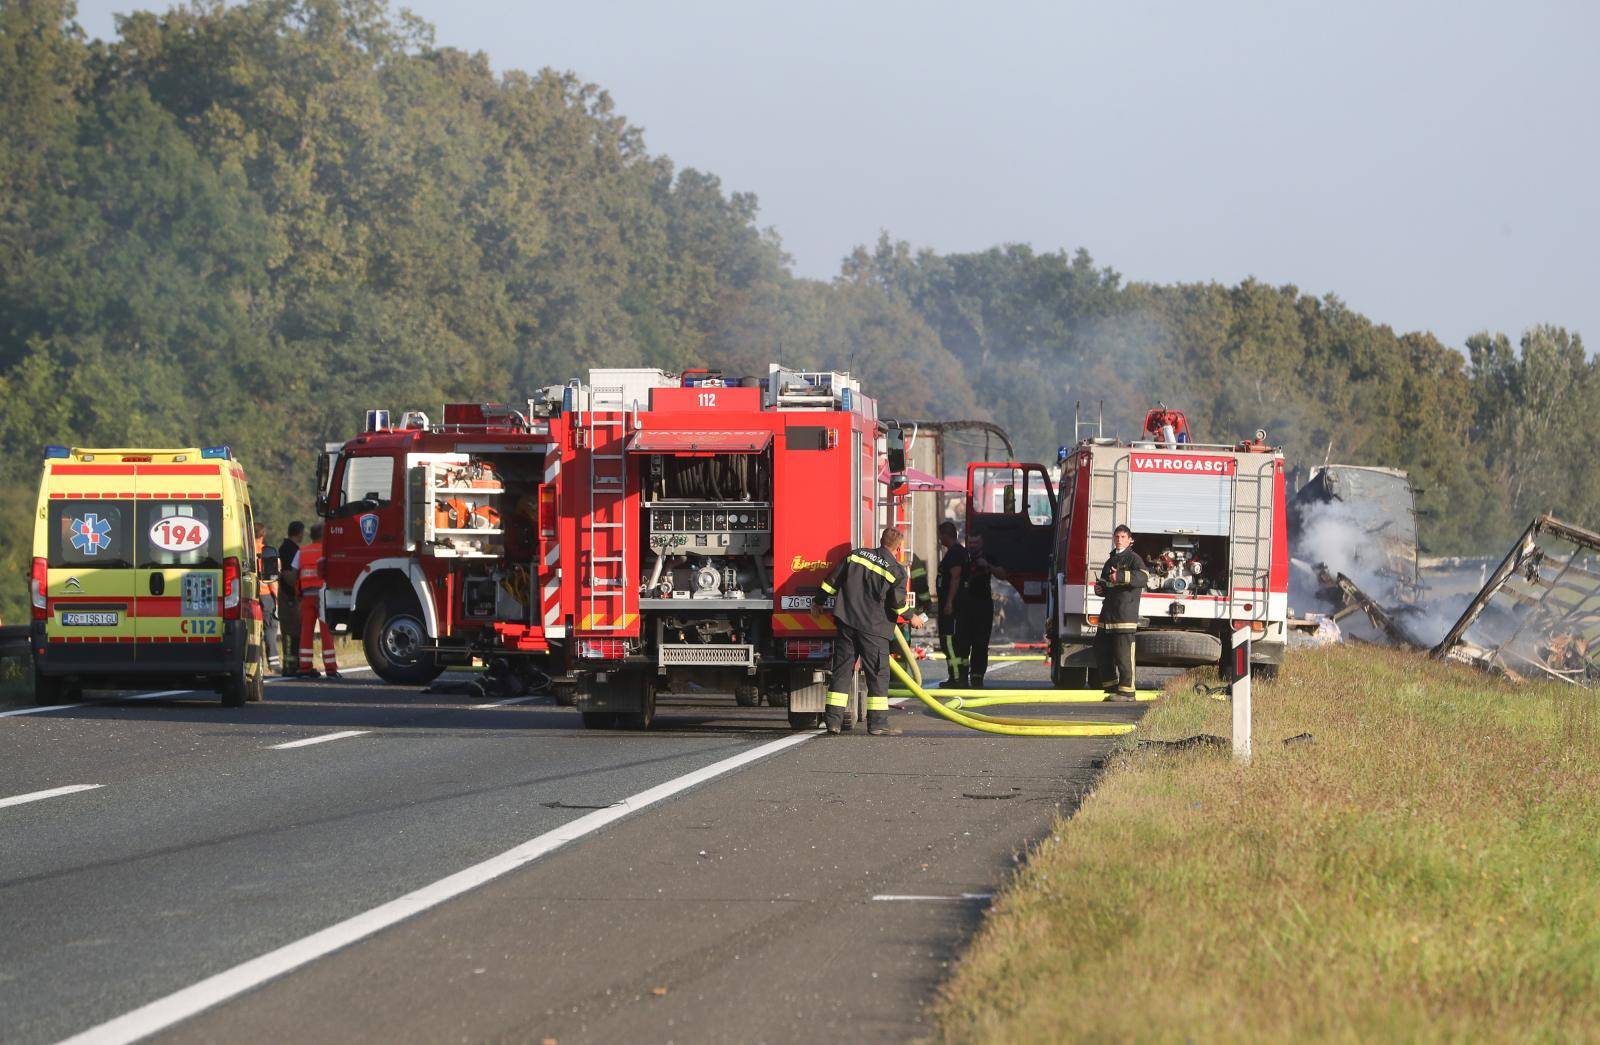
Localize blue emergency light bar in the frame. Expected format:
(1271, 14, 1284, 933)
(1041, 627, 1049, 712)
(44, 445, 70, 458)
(201, 445, 232, 460)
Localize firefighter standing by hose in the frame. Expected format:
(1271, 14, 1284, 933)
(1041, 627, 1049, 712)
(820, 527, 927, 736)
(934, 520, 967, 686)
(291, 523, 341, 680)
(1095, 524, 1148, 701)
(954, 533, 1007, 689)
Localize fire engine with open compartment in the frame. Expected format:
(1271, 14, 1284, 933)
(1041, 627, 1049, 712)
(315, 366, 906, 729)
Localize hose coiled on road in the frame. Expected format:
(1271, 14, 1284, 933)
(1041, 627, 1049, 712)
(888, 629, 1138, 737)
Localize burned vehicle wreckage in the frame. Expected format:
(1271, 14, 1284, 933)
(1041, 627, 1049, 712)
(1288, 465, 1600, 686)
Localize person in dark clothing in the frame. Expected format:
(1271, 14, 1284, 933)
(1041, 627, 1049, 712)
(1095, 524, 1149, 701)
(820, 527, 927, 736)
(954, 533, 1008, 688)
(277, 521, 305, 678)
(935, 521, 967, 685)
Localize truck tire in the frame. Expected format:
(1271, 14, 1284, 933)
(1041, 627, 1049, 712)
(364, 599, 443, 686)
(581, 711, 618, 729)
(618, 675, 658, 731)
(1137, 629, 1222, 666)
(1253, 662, 1279, 681)
(734, 682, 762, 707)
(787, 711, 821, 730)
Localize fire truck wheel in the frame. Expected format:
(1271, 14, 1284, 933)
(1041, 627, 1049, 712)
(787, 711, 822, 730)
(618, 677, 657, 730)
(581, 712, 618, 729)
(1253, 662, 1279, 681)
(364, 601, 444, 686)
(734, 682, 762, 707)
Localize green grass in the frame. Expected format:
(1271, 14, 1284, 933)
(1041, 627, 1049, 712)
(935, 644, 1600, 1042)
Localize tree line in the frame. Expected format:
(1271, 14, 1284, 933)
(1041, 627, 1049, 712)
(0, 0, 1588, 622)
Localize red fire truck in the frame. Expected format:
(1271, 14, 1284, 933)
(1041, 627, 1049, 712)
(315, 366, 894, 729)
(963, 428, 1289, 685)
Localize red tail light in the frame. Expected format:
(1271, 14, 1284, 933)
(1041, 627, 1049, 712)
(30, 557, 47, 620)
(578, 639, 627, 660)
(785, 639, 831, 660)
(222, 556, 241, 620)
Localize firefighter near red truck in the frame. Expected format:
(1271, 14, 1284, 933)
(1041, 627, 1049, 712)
(313, 367, 913, 730)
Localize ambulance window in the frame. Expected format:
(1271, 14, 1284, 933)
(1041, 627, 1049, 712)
(48, 502, 135, 569)
(339, 456, 394, 510)
(138, 502, 224, 568)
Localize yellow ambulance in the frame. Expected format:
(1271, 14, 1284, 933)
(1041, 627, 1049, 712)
(27, 446, 268, 706)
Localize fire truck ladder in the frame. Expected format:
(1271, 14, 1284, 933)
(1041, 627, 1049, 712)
(583, 384, 631, 632)
(1086, 453, 1129, 551)
(1227, 456, 1274, 615)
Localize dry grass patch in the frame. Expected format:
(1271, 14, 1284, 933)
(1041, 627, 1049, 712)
(936, 643, 1600, 1042)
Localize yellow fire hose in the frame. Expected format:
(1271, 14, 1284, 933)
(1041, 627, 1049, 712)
(888, 629, 1136, 737)
(893, 689, 1161, 706)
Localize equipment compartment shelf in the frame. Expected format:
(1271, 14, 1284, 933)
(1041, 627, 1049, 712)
(432, 487, 505, 495)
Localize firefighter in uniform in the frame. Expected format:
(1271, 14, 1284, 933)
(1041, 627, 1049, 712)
(820, 527, 927, 736)
(955, 533, 1007, 688)
(1095, 524, 1148, 701)
(292, 523, 341, 680)
(935, 520, 967, 685)
(277, 521, 304, 677)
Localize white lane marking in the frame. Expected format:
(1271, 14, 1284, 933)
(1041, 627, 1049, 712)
(0, 691, 187, 718)
(871, 893, 993, 901)
(1, 666, 378, 719)
(60, 729, 819, 1045)
(266, 730, 370, 750)
(471, 695, 544, 709)
(0, 783, 104, 809)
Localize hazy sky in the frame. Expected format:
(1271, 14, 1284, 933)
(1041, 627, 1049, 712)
(73, 0, 1597, 348)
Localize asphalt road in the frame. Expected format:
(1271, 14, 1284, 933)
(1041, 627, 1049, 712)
(0, 659, 1150, 1044)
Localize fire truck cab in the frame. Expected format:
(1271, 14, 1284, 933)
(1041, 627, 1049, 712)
(966, 433, 1289, 686)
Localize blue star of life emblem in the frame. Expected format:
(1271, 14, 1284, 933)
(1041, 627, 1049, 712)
(70, 513, 113, 556)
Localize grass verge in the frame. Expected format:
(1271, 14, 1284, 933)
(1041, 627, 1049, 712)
(935, 643, 1600, 1041)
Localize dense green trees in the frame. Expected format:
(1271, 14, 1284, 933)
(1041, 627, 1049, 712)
(0, 0, 1588, 622)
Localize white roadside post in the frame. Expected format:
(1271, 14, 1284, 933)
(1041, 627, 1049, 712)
(1231, 627, 1252, 763)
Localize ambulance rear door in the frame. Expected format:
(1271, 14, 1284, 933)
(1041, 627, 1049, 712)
(43, 462, 139, 671)
(133, 465, 227, 666)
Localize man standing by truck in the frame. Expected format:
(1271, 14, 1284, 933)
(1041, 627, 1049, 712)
(277, 521, 304, 677)
(1095, 524, 1148, 701)
(955, 533, 1007, 689)
(821, 527, 927, 736)
(292, 523, 341, 680)
(935, 520, 967, 686)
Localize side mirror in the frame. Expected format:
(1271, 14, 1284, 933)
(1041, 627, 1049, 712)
(315, 494, 329, 518)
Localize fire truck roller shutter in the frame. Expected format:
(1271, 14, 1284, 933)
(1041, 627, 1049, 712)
(1128, 469, 1232, 535)
(627, 431, 772, 454)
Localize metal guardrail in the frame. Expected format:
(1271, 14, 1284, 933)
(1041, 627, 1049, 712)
(0, 625, 29, 660)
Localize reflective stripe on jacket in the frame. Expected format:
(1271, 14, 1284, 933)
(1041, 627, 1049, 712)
(821, 545, 912, 638)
